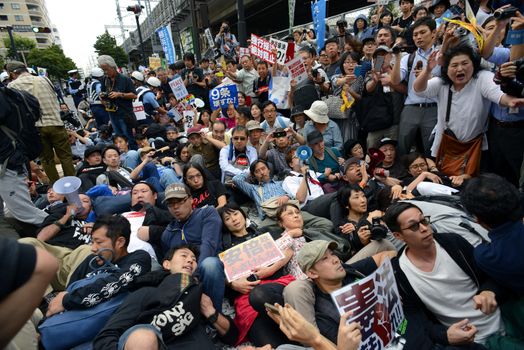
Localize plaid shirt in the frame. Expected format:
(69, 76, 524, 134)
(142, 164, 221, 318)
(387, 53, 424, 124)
(9, 73, 63, 127)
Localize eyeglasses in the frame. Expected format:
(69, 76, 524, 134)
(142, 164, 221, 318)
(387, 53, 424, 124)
(400, 216, 431, 232)
(186, 174, 202, 181)
(167, 196, 189, 207)
(409, 162, 428, 170)
(233, 136, 247, 141)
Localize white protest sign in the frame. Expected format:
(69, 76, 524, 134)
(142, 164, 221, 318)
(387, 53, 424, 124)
(286, 56, 308, 84)
(250, 34, 276, 64)
(169, 76, 189, 100)
(238, 47, 251, 59)
(269, 38, 288, 65)
(204, 28, 215, 50)
(269, 76, 291, 109)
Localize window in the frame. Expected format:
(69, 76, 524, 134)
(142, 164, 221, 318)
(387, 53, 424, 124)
(15, 15, 23, 21)
(0, 15, 7, 21)
(11, 3, 20, 9)
(36, 38, 47, 44)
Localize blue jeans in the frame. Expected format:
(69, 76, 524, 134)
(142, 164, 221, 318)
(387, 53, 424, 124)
(198, 257, 225, 313)
(109, 113, 136, 149)
(160, 168, 181, 188)
(122, 150, 140, 169)
(118, 324, 166, 350)
(90, 104, 110, 127)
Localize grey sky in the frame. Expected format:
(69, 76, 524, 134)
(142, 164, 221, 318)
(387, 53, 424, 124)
(45, 0, 142, 71)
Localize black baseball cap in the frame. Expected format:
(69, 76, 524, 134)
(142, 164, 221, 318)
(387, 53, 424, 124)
(84, 145, 102, 159)
(307, 130, 323, 145)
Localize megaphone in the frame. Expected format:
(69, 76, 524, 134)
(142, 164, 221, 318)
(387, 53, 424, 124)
(367, 148, 385, 176)
(193, 98, 205, 108)
(296, 145, 313, 162)
(53, 176, 84, 215)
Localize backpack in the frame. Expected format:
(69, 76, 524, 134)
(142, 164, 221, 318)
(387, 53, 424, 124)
(0, 87, 42, 173)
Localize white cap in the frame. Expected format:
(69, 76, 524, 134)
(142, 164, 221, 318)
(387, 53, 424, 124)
(67, 69, 78, 74)
(146, 76, 161, 88)
(131, 71, 144, 82)
(91, 67, 104, 78)
(0, 71, 8, 82)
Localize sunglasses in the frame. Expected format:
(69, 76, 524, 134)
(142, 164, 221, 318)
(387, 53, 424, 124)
(401, 216, 431, 232)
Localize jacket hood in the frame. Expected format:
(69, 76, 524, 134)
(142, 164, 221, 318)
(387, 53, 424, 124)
(353, 14, 369, 33)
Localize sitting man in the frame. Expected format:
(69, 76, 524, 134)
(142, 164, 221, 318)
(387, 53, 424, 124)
(121, 182, 172, 267)
(290, 240, 393, 339)
(259, 127, 304, 176)
(373, 138, 408, 186)
(45, 215, 151, 318)
(384, 202, 518, 349)
(76, 145, 107, 192)
(138, 183, 224, 312)
(19, 194, 94, 293)
(219, 125, 257, 185)
(306, 130, 343, 188)
(113, 134, 140, 170)
(461, 174, 524, 296)
(282, 148, 324, 208)
(186, 125, 221, 180)
(93, 244, 238, 349)
(96, 145, 134, 190)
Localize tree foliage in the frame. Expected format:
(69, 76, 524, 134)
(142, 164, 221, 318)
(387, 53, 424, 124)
(93, 31, 128, 67)
(26, 45, 76, 79)
(2, 34, 37, 59)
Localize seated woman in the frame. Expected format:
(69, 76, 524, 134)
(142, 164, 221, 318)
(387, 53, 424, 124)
(401, 152, 469, 194)
(172, 143, 191, 177)
(218, 203, 294, 348)
(183, 163, 226, 209)
(335, 184, 397, 263)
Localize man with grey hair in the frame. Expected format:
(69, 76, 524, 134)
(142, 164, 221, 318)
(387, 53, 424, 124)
(7, 60, 75, 184)
(97, 55, 137, 148)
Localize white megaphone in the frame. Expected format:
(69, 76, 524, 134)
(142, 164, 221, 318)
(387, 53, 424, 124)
(53, 176, 84, 215)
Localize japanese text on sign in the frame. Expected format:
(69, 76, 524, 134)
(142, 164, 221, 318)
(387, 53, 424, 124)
(250, 34, 276, 64)
(269, 38, 289, 65)
(169, 76, 189, 100)
(331, 259, 404, 350)
(286, 56, 308, 83)
(219, 233, 285, 282)
(209, 84, 238, 111)
(239, 47, 251, 59)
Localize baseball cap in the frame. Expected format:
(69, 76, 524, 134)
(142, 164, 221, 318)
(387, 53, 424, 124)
(5, 60, 26, 73)
(246, 120, 264, 132)
(297, 240, 339, 273)
(186, 125, 203, 137)
(163, 183, 191, 202)
(379, 138, 398, 148)
(373, 45, 392, 57)
(306, 130, 323, 145)
(343, 157, 361, 173)
(84, 146, 102, 159)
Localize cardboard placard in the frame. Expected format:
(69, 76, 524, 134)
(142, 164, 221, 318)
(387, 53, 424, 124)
(250, 34, 276, 64)
(238, 47, 251, 59)
(270, 38, 289, 65)
(169, 76, 189, 100)
(219, 233, 285, 282)
(331, 259, 404, 350)
(286, 56, 308, 83)
(209, 84, 238, 111)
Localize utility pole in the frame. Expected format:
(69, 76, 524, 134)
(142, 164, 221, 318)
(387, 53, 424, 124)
(189, 0, 201, 61)
(237, 0, 247, 46)
(5, 26, 21, 61)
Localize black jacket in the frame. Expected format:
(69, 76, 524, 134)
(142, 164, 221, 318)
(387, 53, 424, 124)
(94, 272, 237, 349)
(143, 205, 172, 261)
(392, 233, 507, 350)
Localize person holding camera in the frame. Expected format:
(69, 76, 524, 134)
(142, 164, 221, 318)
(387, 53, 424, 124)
(335, 184, 397, 263)
(215, 21, 239, 60)
(181, 52, 208, 105)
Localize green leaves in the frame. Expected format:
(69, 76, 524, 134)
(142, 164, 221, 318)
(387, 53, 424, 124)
(26, 44, 77, 79)
(93, 31, 128, 67)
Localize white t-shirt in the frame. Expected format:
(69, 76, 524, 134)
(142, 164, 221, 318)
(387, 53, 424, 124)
(282, 170, 324, 207)
(399, 241, 502, 344)
(415, 70, 504, 157)
(121, 211, 158, 262)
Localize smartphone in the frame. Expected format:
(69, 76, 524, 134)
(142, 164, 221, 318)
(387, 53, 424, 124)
(374, 55, 385, 72)
(264, 303, 280, 315)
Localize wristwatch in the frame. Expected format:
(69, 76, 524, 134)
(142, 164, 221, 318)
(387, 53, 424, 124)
(206, 310, 219, 324)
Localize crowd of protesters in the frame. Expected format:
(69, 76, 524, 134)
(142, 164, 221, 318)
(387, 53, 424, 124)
(1, 0, 524, 349)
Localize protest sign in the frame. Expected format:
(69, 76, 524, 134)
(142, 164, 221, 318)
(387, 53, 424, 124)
(269, 76, 291, 109)
(239, 47, 251, 59)
(270, 38, 289, 65)
(286, 56, 308, 84)
(219, 233, 285, 282)
(209, 84, 238, 111)
(149, 57, 161, 70)
(331, 258, 404, 350)
(156, 25, 177, 64)
(285, 42, 295, 63)
(250, 34, 276, 64)
(169, 76, 189, 100)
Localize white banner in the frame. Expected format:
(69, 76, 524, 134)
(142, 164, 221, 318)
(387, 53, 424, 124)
(270, 38, 288, 65)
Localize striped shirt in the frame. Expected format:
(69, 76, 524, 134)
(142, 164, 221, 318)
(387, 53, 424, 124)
(9, 73, 63, 127)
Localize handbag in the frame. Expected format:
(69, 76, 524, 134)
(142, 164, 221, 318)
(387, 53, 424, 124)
(436, 88, 482, 177)
(39, 253, 128, 350)
(323, 94, 347, 120)
(258, 186, 300, 218)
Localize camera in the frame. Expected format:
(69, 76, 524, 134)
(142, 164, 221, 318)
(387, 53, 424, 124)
(493, 6, 518, 20)
(369, 217, 388, 240)
(223, 25, 230, 32)
(494, 58, 524, 98)
(453, 27, 468, 37)
(60, 110, 81, 129)
(99, 91, 108, 99)
(273, 131, 287, 138)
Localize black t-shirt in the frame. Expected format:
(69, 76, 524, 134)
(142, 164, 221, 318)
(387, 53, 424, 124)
(190, 180, 226, 209)
(381, 160, 409, 180)
(181, 67, 207, 99)
(392, 15, 413, 29)
(100, 73, 137, 116)
(38, 203, 91, 249)
(0, 236, 37, 300)
(253, 75, 271, 103)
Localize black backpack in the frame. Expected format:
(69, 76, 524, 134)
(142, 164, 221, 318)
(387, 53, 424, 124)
(0, 87, 43, 168)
